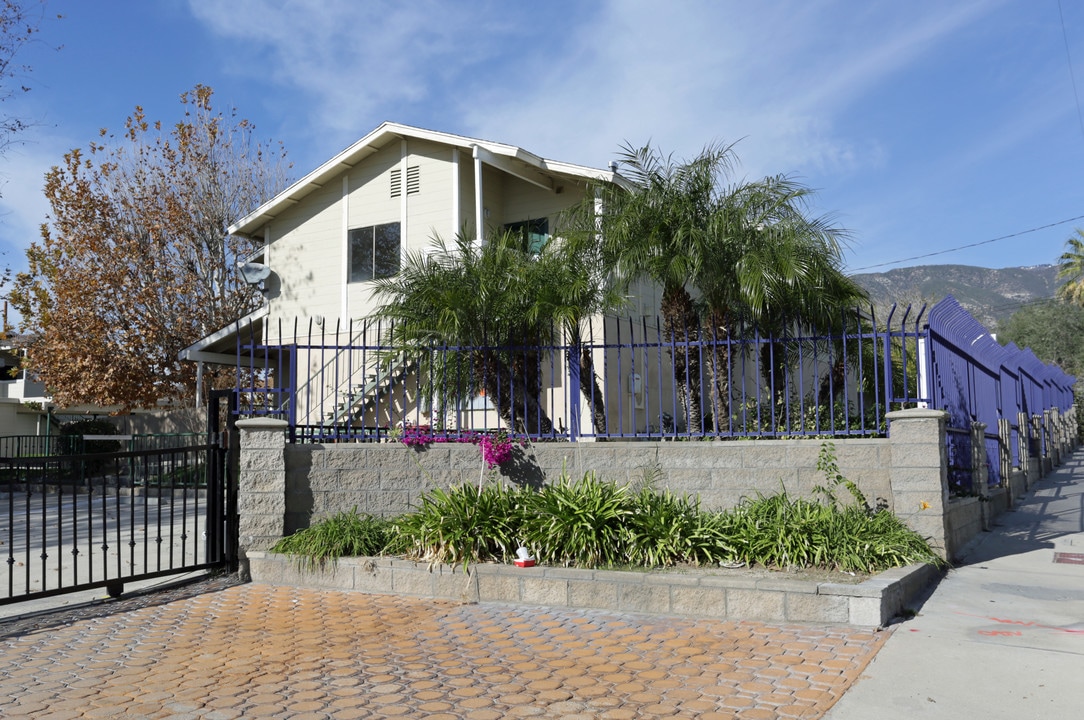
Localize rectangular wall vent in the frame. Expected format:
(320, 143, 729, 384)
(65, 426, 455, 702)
(391, 166, 420, 198)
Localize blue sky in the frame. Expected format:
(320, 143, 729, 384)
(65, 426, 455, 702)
(2, 0, 1084, 283)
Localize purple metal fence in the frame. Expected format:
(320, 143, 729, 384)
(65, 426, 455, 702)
(925, 296, 1075, 493)
(226, 307, 930, 443)
(221, 298, 1073, 470)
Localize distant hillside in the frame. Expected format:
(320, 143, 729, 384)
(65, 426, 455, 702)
(851, 264, 1060, 328)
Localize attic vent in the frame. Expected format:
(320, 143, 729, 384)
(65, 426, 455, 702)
(390, 166, 421, 198)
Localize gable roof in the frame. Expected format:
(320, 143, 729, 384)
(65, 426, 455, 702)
(229, 121, 624, 238)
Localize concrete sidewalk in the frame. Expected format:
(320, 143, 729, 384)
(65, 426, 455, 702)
(826, 452, 1084, 719)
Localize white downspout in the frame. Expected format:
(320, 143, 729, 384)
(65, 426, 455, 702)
(472, 144, 484, 247)
(451, 147, 460, 238)
(341, 175, 350, 321)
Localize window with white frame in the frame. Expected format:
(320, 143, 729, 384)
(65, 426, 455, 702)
(349, 222, 401, 282)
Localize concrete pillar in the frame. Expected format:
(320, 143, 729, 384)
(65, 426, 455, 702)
(1050, 408, 1059, 459)
(1017, 411, 1031, 488)
(997, 418, 1011, 488)
(1031, 414, 1044, 479)
(1057, 408, 1072, 457)
(1072, 405, 1080, 451)
(887, 408, 950, 560)
(236, 418, 289, 565)
(999, 418, 1022, 507)
(971, 421, 990, 530)
(1040, 411, 1054, 472)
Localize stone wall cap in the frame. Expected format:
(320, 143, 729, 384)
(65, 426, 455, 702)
(886, 408, 948, 421)
(236, 418, 290, 430)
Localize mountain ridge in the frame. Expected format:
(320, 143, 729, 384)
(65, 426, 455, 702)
(851, 263, 1060, 328)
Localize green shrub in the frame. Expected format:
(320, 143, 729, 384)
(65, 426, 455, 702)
(520, 472, 635, 567)
(59, 419, 122, 455)
(392, 482, 523, 567)
(278, 448, 944, 575)
(625, 487, 735, 567)
(271, 509, 395, 569)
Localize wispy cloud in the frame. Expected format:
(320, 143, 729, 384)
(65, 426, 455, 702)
(188, 0, 998, 179)
(184, 0, 1076, 270)
(187, 0, 523, 153)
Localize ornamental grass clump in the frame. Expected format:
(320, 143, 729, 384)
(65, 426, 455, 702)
(270, 508, 396, 569)
(721, 491, 943, 572)
(718, 444, 945, 572)
(624, 487, 735, 567)
(519, 471, 635, 567)
(391, 482, 524, 567)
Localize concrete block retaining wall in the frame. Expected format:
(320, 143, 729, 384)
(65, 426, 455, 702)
(283, 437, 894, 534)
(246, 551, 940, 628)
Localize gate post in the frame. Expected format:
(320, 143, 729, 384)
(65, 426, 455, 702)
(997, 418, 1011, 490)
(1031, 415, 1045, 479)
(886, 408, 950, 560)
(970, 421, 990, 530)
(1046, 409, 1060, 467)
(999, 418, 1024, 507)
(235, 418, 289, 576)
(1040, 411, 1053, 472)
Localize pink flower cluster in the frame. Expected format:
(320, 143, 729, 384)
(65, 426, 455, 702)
(399, 424, 516, 469)
(399, 424, 477, 447)
(478, 432, 513, 469)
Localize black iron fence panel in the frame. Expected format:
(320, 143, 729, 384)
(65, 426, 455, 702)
(1, 443, 232, 606)
(0, 435, 81, 458)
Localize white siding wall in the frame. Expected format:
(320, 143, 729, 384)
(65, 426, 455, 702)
(499, 176, 587, 231)
(402, 140, 456, 249)
(344, 147, 402, 318)
(265, 144, 598, 333)
(263, 182, 344, 329)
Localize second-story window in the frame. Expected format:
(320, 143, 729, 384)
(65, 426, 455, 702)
(349, 222, 401, 282)
(504, 218, 549, 254)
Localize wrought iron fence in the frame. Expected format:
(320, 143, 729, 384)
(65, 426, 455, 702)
(926, 296, 1076, 493)
(220, 296, 1074, 491)
(0, 433, 204, 460)
(228, 304, 932, 443)
(0, 435, 81, 458)
(1, 443, 229, 605)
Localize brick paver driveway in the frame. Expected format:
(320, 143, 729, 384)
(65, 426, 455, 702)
(1, 577, 888, 719)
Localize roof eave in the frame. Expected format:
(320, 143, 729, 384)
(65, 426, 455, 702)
(228, 122, 623, 236)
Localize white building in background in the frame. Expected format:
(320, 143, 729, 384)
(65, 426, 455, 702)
(0, 339, 52, 435)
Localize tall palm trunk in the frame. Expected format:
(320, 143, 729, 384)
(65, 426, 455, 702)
(572, 345, 608, 435)
(475, 351, 554, 436)
(703, 308, 733, 433)
(758, 335, 790, 428)
(661, 285, 703, 433)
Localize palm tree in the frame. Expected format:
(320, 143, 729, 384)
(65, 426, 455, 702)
(527, 231, 626, 435)
(1056, 228, 1084, 305)
(370, 232, 555, 436)
(700, 175, 866, 422)
(581, 144, 865, 434)
(369, 230, 623, 437)
(591, 141, 740, 432)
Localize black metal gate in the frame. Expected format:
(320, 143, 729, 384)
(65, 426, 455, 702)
(1, 396, 238, 606)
